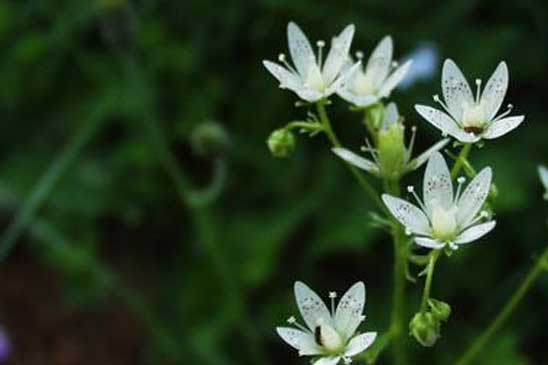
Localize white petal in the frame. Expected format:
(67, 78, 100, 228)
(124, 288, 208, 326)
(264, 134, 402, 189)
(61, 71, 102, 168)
(334, 282, 365, 340)
(456, 167, 492, 226)
(538, 165, 548, 192)
(294, 281, 333, 330)
(263, 60, 302, 91)
(382, 194, 431, 236)
(423, 152, 453, 214)
(276, 327, 321, 355)
(322, 24, 355, 85)
(414, 105, 478, 143)
(455, 221, 496, 244)
(481, 62, 508, 120)
(287, 22, 315, 78)
(365, 36, 393, 88)
(327, 61, 361, 96)
(314, 356, 341, 365)
(406, 138, 450, 172)
(483, 115, 524, 140)
(442, 59, 474, 120)
(344, 332, 377, 357)
(415, 237, 445, 249)
(337, 87, 379, 107)
(382, 102, 399, 128)
(296, 88, 324, 102)
(332, 148, 380, 175)
(379, 60, 412, 97)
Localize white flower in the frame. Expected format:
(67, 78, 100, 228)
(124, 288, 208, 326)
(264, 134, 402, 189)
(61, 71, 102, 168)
(415, 59, 525, 143)
(277, 281, 376, 365)
(332, 103, 449, 180)
(382, 152, 496, 250)
(337, 36, 412, 107)
(538, 165, 548, 200)
(263, 22, 360, 103)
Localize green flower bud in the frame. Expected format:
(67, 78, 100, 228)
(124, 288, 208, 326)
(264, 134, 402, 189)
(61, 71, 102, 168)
(428, 299, 451, 322)
(190, 122, 230, 157)
(409, 312, 440, 347)
(378, 122, 406, 180)
(364, 103, 384, 130)
(267, 128, 296, 158)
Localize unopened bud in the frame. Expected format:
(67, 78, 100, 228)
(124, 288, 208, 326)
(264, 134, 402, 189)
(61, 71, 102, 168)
(378, 122, 406, 180)
(409, 312, 440, 347)
(428, 299, 451, 322)
(267, 128, 296, 158)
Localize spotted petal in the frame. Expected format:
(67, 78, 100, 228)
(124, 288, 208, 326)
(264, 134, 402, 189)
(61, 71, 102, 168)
(322, 24, 355, 85)
(294, 281, 333, 331)
(332, 148, 380, 175)
(423, 152, 453, 214)
(455, 221, 496, 244)
(276, 327, 321, 355)
(382, 194, 431, 236)
(481, 62, 508, 120)
(287, 22, 315, 78)
(483, 115, 524, 140)
(414, 105, 479, 143)
(334, 282, 365, 340)
(365, 36, 393, 89)
(442, 59, 474, 120)
(344, 332, 377, 357)
(456, 167, 492, 227)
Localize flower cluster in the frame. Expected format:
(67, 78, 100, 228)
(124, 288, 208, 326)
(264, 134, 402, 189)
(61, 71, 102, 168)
(264, 21, 530, 361)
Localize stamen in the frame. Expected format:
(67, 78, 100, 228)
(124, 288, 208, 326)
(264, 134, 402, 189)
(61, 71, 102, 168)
(407, 186, 428, 212)
(343, 356, 353, 364)
(492, 103, 514, 122)
(433, 94, 453, 116)
(475, 79, 482, 103)
(449, 241, 459, 251)
(407, 126, 418, 158)
(278, 53, 297, 73)
(355, 51, 364, 60)
(463, 210, 490, 230)
(287, 316, 310, 332)
(364, 138, 380, 165)
(329, 291, 337, 316)
(316, 40, 325, 69)
(455, 176, 466, 202)
(391, 60, 399, 68)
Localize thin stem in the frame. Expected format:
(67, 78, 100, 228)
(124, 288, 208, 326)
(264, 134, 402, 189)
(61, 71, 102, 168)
(456, 245, 548, 365)
(420, 250, 441, 312)
(316, 101, 384, 212)
(451, 144, 472, 179)
(386, 179, 407, 365)
(0, 96, 115, 262)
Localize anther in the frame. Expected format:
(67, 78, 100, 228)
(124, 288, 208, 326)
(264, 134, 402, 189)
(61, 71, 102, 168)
(433, 94, 440, 102)
(391, 60, 399, 68)
(287, 316, 296, 324)
(405, 228, 412, 236)
(316, 40, 325, 48)
(457, 176, 466, 184)
(407, 185, 414, 193)
(355, 51, 364, 60)
(278, 53, 286, 62)
(329, 292, 337, 298)
(480, 210, 489, 218)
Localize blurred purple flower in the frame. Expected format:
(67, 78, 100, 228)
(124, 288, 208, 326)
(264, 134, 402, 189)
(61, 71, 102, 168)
(0, 327, 11, 362)
(398, 43, 439, 90)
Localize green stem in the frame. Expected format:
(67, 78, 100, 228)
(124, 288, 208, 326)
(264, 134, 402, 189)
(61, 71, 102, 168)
(456, 245, 548, 365)
(316, 101, 384, 212)
(420, 250, 441, 312)
(386, 179, 407, 365)
(0, 96, 114, 262)
(451, 144, 472, 179)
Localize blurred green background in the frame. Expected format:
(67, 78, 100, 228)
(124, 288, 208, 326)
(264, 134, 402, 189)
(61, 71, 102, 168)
(0, 0, 547, 364)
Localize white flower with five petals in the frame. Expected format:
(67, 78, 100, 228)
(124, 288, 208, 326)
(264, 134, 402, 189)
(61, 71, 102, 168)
(337, 36, 412, 108)
(382, 152, 496, 250)
(277, 281, 376, 365)
(415, 59, 525, 143)
(263, 22, 359, 103)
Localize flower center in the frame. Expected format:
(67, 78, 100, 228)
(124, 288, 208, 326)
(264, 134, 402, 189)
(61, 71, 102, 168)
(353, 71, 377, 96)
(430, 203, 457, 241)
(314, 324, 344, 353)
(461, 102, 486, 133)
(305, 62, 327, 92)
